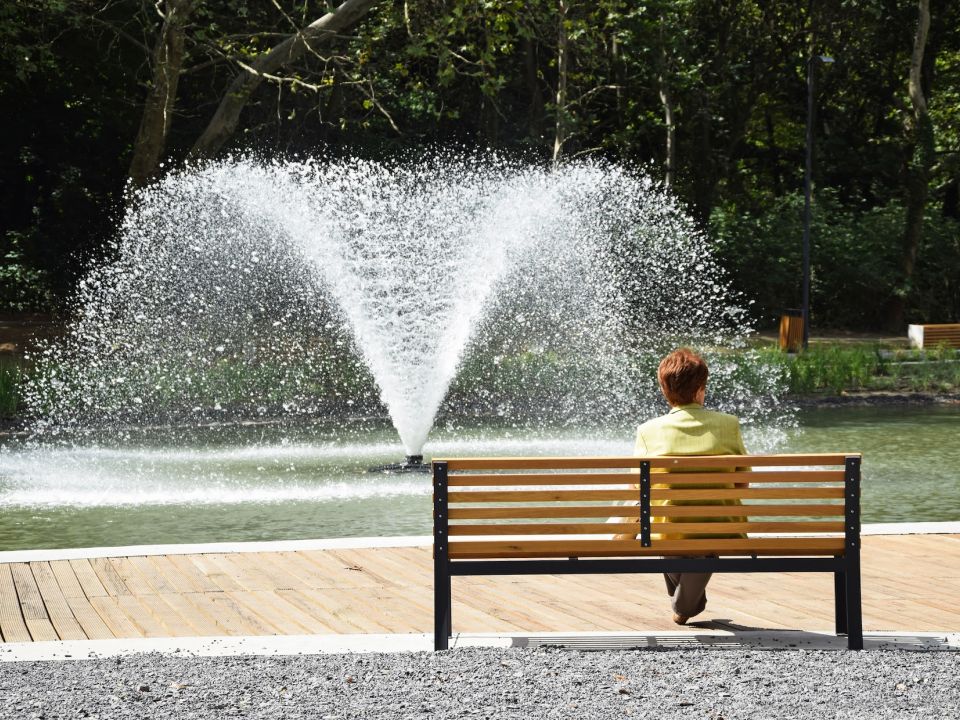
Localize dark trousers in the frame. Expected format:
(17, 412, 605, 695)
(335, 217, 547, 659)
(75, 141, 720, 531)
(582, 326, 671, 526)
(663, 557, 711, 617)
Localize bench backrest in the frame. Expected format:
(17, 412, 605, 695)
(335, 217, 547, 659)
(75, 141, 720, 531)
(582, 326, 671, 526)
(922, 323, 960, 348)
(909, 323, 960, 349)
(432, 454, 861, 560)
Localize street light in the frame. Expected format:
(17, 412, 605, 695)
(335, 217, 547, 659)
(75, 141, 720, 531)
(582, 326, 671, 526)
(801, 53, 834, 350)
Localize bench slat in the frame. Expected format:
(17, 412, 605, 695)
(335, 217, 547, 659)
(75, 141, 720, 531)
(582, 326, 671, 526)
(655, 470, 844, 484)
(449, 489, 638, 503)
(448, 487, 844, 503)
(652, 487, 844, 500)
(447, 470, 845, 486)
(438, 454, 855, 471)
(449, 473, 638, 486)
(448, 537, 846, 559)
(447, 503, 845, 519)
(448, 521, 846, 535)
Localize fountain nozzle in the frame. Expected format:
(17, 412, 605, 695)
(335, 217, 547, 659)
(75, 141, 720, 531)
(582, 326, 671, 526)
(368, 454, 431, 474)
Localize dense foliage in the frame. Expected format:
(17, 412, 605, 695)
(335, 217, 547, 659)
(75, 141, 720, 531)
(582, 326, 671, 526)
(2, 0, 958, 329)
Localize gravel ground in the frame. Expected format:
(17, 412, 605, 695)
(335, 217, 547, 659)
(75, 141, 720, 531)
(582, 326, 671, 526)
(1, 647, 958, 719)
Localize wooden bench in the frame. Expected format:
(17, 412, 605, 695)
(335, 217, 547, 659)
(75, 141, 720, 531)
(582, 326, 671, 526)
(908, 323, 960, 349)
(432, 453, 863, 650)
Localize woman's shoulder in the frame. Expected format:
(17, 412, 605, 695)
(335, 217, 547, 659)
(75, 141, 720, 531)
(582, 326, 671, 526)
(696, 407, 743, 429)
(637, 413, 674, 434)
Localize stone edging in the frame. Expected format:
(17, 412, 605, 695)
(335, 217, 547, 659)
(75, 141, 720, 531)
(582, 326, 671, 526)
(0, 522, 957, 563)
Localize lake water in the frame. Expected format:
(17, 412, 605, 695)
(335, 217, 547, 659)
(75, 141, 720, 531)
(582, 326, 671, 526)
(0, 405, 957, 550)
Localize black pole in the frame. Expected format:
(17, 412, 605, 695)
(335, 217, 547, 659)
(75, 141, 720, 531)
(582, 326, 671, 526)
(802, 54, 815, 351)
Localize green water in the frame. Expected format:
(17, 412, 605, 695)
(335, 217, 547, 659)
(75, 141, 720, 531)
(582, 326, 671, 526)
(778, 405, 960, 526)
(0, 405, 957, 551)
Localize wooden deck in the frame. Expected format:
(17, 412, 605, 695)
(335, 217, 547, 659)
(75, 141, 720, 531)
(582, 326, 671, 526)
(1, 534, 959, 643)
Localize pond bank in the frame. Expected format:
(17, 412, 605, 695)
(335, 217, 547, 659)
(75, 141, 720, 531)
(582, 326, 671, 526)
(789, 390, 960, 408)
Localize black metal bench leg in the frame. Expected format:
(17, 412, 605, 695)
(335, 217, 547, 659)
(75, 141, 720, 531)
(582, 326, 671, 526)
(433, 460, 451, 651)
(842, 455, 863, 650)
(844, 558, 863, 650)
(834, 569, 847, 635)
(434, 568, 451, 650)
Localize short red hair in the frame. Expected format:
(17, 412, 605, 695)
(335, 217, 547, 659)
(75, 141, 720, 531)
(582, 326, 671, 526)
(657, 348, 708, 406)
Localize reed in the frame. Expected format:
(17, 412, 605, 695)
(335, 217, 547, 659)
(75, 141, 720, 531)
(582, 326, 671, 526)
(0, 356, 24, 417)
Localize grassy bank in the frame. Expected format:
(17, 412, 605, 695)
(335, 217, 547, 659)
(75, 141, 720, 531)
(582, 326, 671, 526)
(760, 343, 960, 396)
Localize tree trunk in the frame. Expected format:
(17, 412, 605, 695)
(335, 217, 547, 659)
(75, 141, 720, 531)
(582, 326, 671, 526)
(127, 0, 196, 188)
(658, 41, 676, 189)
(189, 0, 378, 159)
(689, 91, 714, 222)
(551, 0, 569, 165)
(524, 37, 545, 141)
(887, 0, 932, 331)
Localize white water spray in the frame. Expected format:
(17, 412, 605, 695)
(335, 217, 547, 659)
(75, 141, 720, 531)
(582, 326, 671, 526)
(22, 153, 779, 459)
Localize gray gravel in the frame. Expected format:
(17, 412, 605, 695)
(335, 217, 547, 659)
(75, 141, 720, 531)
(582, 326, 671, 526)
(1, 647, 957, 719)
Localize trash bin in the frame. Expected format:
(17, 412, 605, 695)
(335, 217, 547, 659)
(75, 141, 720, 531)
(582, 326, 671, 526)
(779, 309, 804, 353)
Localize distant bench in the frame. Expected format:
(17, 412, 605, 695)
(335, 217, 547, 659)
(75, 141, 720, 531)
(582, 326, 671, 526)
(432, 454, 863, 650)
(908, 323, 960, 349)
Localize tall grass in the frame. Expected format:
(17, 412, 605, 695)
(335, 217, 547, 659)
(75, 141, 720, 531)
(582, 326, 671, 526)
(0, 356, 24, 417)
(774, 345, 879, 395)
(764, 343, 960, 395)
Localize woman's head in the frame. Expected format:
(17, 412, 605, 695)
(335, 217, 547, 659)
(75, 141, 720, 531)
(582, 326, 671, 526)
(657, 348, 708, 406)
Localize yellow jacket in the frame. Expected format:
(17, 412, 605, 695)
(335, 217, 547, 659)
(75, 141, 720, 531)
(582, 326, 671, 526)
(635, 403, 748, 540)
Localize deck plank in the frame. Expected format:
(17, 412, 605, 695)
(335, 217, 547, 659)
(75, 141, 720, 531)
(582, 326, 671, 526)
(30, 562, 87, 640)
(109, 558, 156, 597)
(160, 593, 223, 636)
(284, 586, 393, 633)
(128, 556, 179, 594)
(0, 564, 32, 643)
(229, 552, 302, 591)
(208, 591, 280, 635)
(68, 560, 109, 598)
(187, 555, 243, 592)
(205, 553, 278, 592)
(166, 555, 222, 593)
(116, 595, 169, 637)
(64, 596, 114, 640)
(49, 560, 86, 599)
(250, 552, 316, 590)
(227, 591, 311, 635)
(273, 589, 350, 634)
(302, 551, 382, 588)
(144, 556, 198, 594)
(89, 597, 143, 638)
(9, 563, 59, 641)
(89, 558, 130, 596)
(135, 594, 198, 637)
(252, 590, 334, 634)
(273, 551, 340, 589)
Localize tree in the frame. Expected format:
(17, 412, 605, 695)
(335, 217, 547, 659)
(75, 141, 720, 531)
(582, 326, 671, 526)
(190, 0, 379, 159)
(889, 0, 932, 330)
(128, 0, 198, 187)
(551, 0, 570, 163)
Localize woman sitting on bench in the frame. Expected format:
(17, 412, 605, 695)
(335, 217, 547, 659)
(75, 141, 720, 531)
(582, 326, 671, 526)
(635, 347, 748, 625)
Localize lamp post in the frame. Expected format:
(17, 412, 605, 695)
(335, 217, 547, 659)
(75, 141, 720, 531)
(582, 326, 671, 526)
(801, 53, 833, 350)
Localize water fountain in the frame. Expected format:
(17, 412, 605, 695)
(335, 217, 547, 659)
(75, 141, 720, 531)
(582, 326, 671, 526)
(24, 154, 765, 448)
(0, 153, 791, 548)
